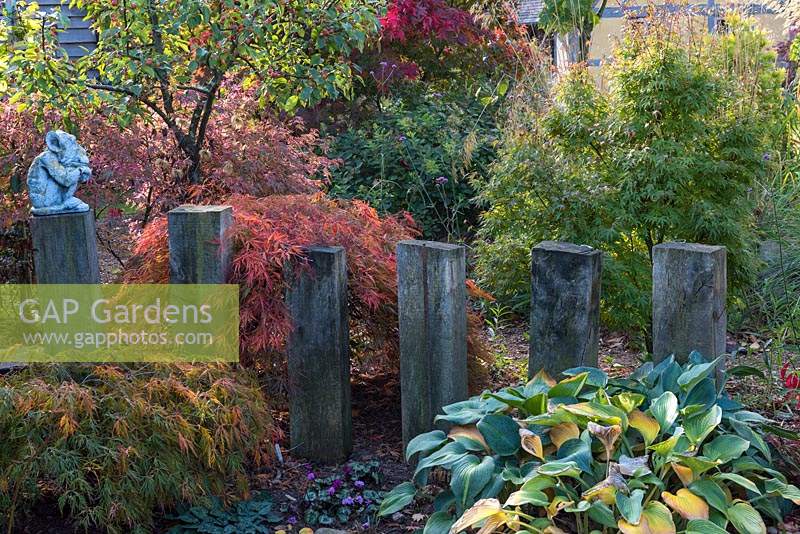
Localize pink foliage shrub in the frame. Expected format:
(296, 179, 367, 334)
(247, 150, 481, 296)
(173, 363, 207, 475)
(0, 84, 333, 229)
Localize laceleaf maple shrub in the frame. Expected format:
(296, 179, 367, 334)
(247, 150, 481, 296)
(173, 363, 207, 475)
(126, 193, 491, 388)
(0, 363, 271, 534)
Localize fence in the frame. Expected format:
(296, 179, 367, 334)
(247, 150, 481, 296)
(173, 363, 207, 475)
(29, 205, 728, 463)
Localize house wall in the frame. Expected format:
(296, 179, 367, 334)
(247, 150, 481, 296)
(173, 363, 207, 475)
(587, 1, 786, 67)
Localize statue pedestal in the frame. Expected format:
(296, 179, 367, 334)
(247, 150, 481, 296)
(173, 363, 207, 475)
(29, 211, 100, 284)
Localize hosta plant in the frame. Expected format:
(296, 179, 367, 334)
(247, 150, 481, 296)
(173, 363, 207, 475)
(379, 353, 800, 533)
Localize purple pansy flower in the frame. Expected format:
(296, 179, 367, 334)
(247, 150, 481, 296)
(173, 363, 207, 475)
(342, 496, 355, 506)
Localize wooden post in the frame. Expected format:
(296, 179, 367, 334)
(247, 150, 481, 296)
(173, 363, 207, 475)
(29, 211, 100, 284)
(652, 242, 727, 364)
(286, 246, 352, 463)
(168, 205, 233, 284)
(529, 241, 602, 379)
(397, 240, 468, 448)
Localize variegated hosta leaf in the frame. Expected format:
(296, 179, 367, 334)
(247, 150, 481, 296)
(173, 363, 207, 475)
(630, 409, 660, 445)
(618, 501, 677, 534)
(662, 488, 709, 520)
(588, 421, 622, 458)
(448, 498, 507, 534)
(612, 392, 646, 413)
(549, 422, 580, 450)
(448, 425, 489, 452)
(617, 454, 652, 476)
(519, 428, 544, 459)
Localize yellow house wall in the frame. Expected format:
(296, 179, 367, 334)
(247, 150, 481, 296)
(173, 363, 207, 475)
(588, 4, 787, 64)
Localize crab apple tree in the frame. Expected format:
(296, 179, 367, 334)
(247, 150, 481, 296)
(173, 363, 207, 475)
(0, 0, 380, 183)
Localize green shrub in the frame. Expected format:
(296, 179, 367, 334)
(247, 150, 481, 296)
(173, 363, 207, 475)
(0, 364, 271, 534)
(380, 354, 799, 533)
(474, 16, 784, 335)
(326, 83, 501, 240)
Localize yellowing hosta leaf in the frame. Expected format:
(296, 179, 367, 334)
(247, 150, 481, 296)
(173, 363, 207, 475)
(618, 501, 677, 534)
(630, 409, 660, 445)
(649, 427, 684, 456)
(549, 422, 580, 449)
(546, 496, 572, 519)
(562, 402, 628, 428)
(519, 428, 544, 459)
(449, 425, 489, 451)
(529, 369, 556, 388)
(662, 489, 709, 520)
(449, 498, 507, 534)
(612, 392, 646, 413)
(671, 462, 694, 486)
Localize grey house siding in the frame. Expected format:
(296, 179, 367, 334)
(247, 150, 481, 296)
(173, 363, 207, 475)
(40, 0, 97, 57)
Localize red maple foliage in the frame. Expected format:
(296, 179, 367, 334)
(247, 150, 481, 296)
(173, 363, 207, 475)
(126, 193, 491, 388)
(380, 0, 480, 45)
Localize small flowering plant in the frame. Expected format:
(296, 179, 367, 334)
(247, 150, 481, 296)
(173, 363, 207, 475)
(301, 461, 382, 527)
(380, 353, 800, 533)
(780, 362, 800, 409)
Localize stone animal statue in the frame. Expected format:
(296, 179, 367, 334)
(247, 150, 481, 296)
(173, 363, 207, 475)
(27, 130, 92, 216)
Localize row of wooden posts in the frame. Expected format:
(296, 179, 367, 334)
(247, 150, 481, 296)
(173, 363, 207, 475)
(30, 207, 727, 464)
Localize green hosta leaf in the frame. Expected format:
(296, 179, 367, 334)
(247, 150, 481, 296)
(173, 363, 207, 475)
(728, 418, 770, 461)
(414, 441, 468, 477)
(477, 414, 521, 456)
(713, 473, 761, 495)
(616, 488, 645, 525)
(689, 480, 729, 512)
(450, 455, 496, 508)
(563, 366, 608, 387)
(725, 365, 765, 379)
(649, 391, 679, 432)
(422, 511, 455, 534)
(684, 405, 722, 445)
(686, 519, 729, 533)
(678, 358, 721, 392)
(406, 430, 447, 461)
(760, 423, 800, 440)
(683, 378, 717, 410)
(523, 393, 548, 416)
(675, 454, 722, 478)
(612, 392, 646, 413)
(537, 460, 581, 478)
(378, 482, 416, 516)
(548, 372, 589, 398)
(436, 399, 488, 425)
(504, 485, 549, 507)
(702, 435, 750, 463)
(588, 501, 617, 529)
(727, 501, 766, 534)
(764, 478, 800, 504)
(557, 438, 594, 473)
